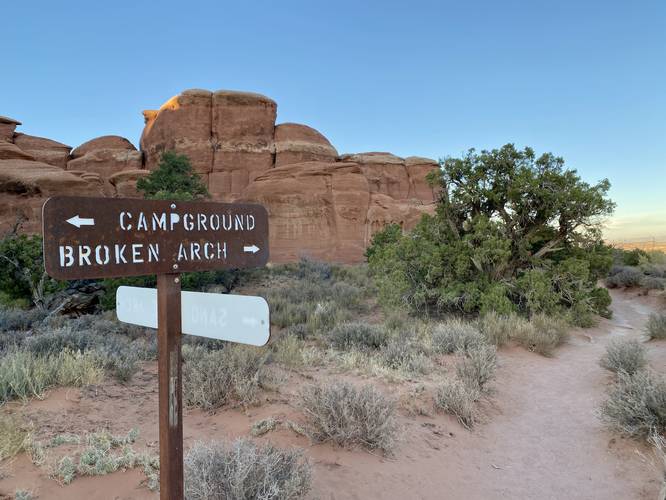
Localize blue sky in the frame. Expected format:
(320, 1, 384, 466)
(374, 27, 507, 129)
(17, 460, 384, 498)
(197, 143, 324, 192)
(4, 1, 665, 241)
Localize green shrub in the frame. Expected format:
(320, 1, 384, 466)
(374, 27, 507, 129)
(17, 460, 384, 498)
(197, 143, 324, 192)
(367, 144, 614, 318)
(0, 234, 65, 308)
(645, 312, 666, 340)
(137, 150, 209, 201)
(183, 345, 268, 409)
(600, 338, 648, 375)
(431, 318, 485, 354)
(515, 314, 570, 356)
(300, 382, 398, 454)
(184, 439, 312, 500)
(326, 322, 389, 351)
(456, 344, 497, 392)
(600, 370, 666, 439)
(435, 378, 479, 429)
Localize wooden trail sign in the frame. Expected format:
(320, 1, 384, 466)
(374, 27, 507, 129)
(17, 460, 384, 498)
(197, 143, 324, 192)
(42, 196, 269, 280)
(42, 196, 270, 500)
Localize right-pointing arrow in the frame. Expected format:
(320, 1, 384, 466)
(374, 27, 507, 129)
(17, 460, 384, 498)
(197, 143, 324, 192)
(243, 245, 260, 254)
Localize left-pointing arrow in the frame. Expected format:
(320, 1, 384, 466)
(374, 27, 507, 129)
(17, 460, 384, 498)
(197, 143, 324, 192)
(66, 215, 95, 228)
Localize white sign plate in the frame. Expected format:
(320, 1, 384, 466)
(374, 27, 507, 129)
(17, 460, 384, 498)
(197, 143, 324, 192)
(116, 286, 270, 346)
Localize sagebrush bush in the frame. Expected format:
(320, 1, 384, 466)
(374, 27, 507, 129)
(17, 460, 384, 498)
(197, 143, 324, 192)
(456, 344, 497, 392)
(300, 382, 398, 454)
(272, 334, 306, 368)
(431, 318, 485, 354)
(642, 276, 666, 291)
(183, 345, 268, 409)
(379, 337, 432, 375)
(0, 349, 103, 402)
(600, 370, 666, 438)
(0, 415, 31, 461)
(0, 307, 46, 332)
(435, 378, 479, 429)
(606, 267, 643, 288)
(515, 314, 569, 356)
(600, 338, 647, 375)
(184, 439, 312, 500)
(326, 321, 389, 351)
(646, 312, 666, 340)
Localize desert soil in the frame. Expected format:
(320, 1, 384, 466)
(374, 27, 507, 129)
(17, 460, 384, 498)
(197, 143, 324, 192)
(1, 288, 664, 500)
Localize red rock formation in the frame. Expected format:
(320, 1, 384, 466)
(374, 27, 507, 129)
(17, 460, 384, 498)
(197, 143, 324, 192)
(274, 123, 338, 167)
(0, 116, 20, 142)
(67, 135, 142, 177)
(1, 90, 440, 263)
(13, 133, 71, 169)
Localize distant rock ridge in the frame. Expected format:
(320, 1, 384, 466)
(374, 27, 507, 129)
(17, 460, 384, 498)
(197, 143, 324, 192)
(0, 89, 439, 263)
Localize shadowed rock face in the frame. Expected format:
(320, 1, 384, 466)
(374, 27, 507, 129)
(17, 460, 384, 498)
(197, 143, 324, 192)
(1, 90, 439, 262)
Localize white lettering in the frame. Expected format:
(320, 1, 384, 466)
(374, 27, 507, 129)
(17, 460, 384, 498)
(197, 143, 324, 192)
(95, 245, 110, 265)
(191, 242, 201, 260)
(198, 213, 208, 230)
(170, 213, 181, 230)
(148, 243, 159, 262)
(152, 213, 167, 231)
(234, 214, 244, 230)
(184, 213, 194, 231)
(59, 246, 74, 267)
(247, 214, 255, 231)
(204, 242, 213, 259)
(210, 214, 220, 230)
(115, 244, 128, 264)
(137, 213, 148, 231)
(222, 214, 232, 231)
(177, 243, 187, 261)
(131, 244, 144, 263)
(79, 245, 92, 266)
(120, 212, 132, 230)
(218, 241, 227, 259)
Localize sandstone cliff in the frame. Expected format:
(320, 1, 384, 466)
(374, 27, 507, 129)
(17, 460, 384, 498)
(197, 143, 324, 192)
(1, 89, 439, 263)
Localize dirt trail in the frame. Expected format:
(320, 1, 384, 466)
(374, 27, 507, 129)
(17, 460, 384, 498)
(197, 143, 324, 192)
(1, 289, 664, 499)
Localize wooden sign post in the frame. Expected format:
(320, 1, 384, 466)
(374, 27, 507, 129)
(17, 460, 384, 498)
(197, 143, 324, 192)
(42, 196, 270, 499)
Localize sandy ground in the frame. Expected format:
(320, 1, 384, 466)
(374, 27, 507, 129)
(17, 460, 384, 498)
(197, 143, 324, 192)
(1, 288, 664, 499)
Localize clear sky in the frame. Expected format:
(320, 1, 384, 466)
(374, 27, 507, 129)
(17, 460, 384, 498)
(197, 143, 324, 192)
(4, 1, 665, 241)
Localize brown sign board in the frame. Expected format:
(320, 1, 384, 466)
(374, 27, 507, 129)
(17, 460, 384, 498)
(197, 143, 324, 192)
(42, 196, 269, 280)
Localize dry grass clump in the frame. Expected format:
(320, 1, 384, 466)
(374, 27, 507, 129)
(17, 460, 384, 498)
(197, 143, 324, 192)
(600, 370, 666, 439)
(183, 345, 268, 410)
(514, 314, 569, 357)
(299, 381, 398, 454)
(0, 415, 31, 462)
(326, 321, 389, 351)
(646, 312, 666, 341)
(272, 334, 307, 369)
(478, 312, 531, 347)
(0, 349, 103, 403)
(379, 334, 433, 376)
(435, 379, 479, 429)
(456, 344, 497, 392)
(431, 318, 485, 354)
(600, 338, 647, 375)
(649, 433, 666, 500)
(184, 439, 312, 500)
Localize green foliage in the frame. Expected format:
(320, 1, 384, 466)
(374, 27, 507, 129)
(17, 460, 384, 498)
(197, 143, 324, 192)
(136, 151, 209, 201)
(367, 144, 614, 320)
(0, 234, 65, 308)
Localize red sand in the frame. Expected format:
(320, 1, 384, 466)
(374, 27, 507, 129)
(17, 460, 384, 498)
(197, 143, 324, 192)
(1, 288, 664, 499)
